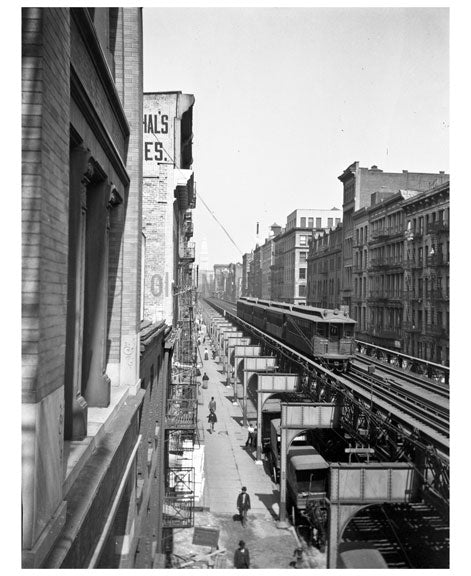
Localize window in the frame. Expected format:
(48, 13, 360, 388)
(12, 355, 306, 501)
(300, 217, 306, 228)
(299, 268, 306, 279)
(316, 217, 322, 229)
(328, 218, 333, 228)
(299, 235, 307, 246)
(335, 218, 341, 226)
(308, 217, 314, 228)
(300, 251, 307, 262)
(299, 284, 306, 296)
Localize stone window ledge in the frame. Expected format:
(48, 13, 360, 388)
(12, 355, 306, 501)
(62, 386, 129, 497)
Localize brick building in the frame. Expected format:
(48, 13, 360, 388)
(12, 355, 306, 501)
(241, 251, 253, 297)
(21, 8, 165, 567)
(21, 9, 198, 568)
(337, 162, 449, 314)
(402, 182, 450, 364)
(307, 223, 343, 309)
(366, 190, 421, 350)
(142, 92, 196, 325)
(271, 209, 341, 304)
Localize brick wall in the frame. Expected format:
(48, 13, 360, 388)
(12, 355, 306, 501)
(22, 7, 70, 403)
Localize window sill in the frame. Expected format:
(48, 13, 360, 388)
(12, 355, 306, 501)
(62, 386, 129, 497)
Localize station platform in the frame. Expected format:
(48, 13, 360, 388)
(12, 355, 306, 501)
(171, 337, 311, 569)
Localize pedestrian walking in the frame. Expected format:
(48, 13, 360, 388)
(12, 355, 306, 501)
(207, 408, 217, 433)
(252, 425, 258, 449)
(236, 487, 251, 526)
(202, 372, 209, 389)
(204, 347, 209, 360)
(208, 396, 216, 412)
(233, 540, 250, 569)
(245, 423, 255, 448)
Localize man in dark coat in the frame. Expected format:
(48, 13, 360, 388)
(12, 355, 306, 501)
(236, 487, 251, 526)
(233, 540, 250, 569)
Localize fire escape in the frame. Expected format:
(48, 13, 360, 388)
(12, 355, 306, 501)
(422, 220, 449, 359)
(163, 201, 198, 529)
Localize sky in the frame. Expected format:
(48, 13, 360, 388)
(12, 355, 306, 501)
(143, 6, 449, 268)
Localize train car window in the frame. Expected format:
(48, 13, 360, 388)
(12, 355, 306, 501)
(343, 325, 354, 337)
(329, 325, 339, 338)
(316, 324, 327, 337)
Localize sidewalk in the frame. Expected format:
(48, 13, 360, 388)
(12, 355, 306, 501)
(172, 338, 303, 569)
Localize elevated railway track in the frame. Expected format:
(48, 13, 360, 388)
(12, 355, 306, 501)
(205, 297, 449, 456)
(202, 297, 449, 566)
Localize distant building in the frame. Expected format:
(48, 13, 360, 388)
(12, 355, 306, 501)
(214, 264, 231, 298)
(242, 251, 253, 297)
(307, 223, 343, 309)
(260, 224, 280, 299)
(272, 209, 341, 304)
(198, 238, 214, 297)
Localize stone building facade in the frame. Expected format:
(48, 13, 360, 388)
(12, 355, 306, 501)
(21, 9, 197, 568)
(271, 209, 341, 304)
(306, 223, 343, 309)
(21, 8, 156, 567)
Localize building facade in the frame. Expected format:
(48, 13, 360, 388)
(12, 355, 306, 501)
(142, 92, 196, 325)
(338, 162, 449, 314)
(402, 182, 450, 365)
(306, 223, 343, 309)
(366, 190, 420, 350)
(22, 9, 199, 568)
(241, 251, 253, 297)
(351, 208, 370, 337)
(272, 209, 341, 304)
(21, 8, 156, 567)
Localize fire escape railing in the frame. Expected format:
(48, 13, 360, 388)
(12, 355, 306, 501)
(163, 284, 198, 528)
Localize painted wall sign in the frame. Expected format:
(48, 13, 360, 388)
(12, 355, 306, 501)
(143, 93, 176, 176)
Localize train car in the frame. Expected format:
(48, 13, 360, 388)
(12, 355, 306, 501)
(337, 543, 388, 569)
(237, 297, 356, 371)
(267, 418, 307, 483)
(286, 444, 329, 512)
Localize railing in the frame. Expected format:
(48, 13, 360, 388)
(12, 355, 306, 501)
(180, 242, 195, 261)
(424, 324, 448, 338)
(427, 221, 449, 235)
(183, 220, 194, 238)
(366, 324, 401, 338)
(163, 467, 195, 528)
(429, 290, 450, 303)
(367, 290, 404, 302)
(403, 290, 421, 301)
(367, 291, 389, 302)
(369, 227, 404, 242)
(426, 254, 449, 267)
(368, 257, 403, 270)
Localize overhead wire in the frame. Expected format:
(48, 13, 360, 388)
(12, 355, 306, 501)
(148, 131, 244, 257)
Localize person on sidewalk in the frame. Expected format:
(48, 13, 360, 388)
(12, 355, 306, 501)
(236, 487, 251, 526)
(204, 347, 209, 360)
(233, 540, 250, 569)
(245, 423, 255, 448)
(202, 372, 209, 389)
(207, 408, 217, 433)
(208, 396, 216, 412)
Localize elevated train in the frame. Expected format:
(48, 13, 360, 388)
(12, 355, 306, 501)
(237, 296, 356, 371)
